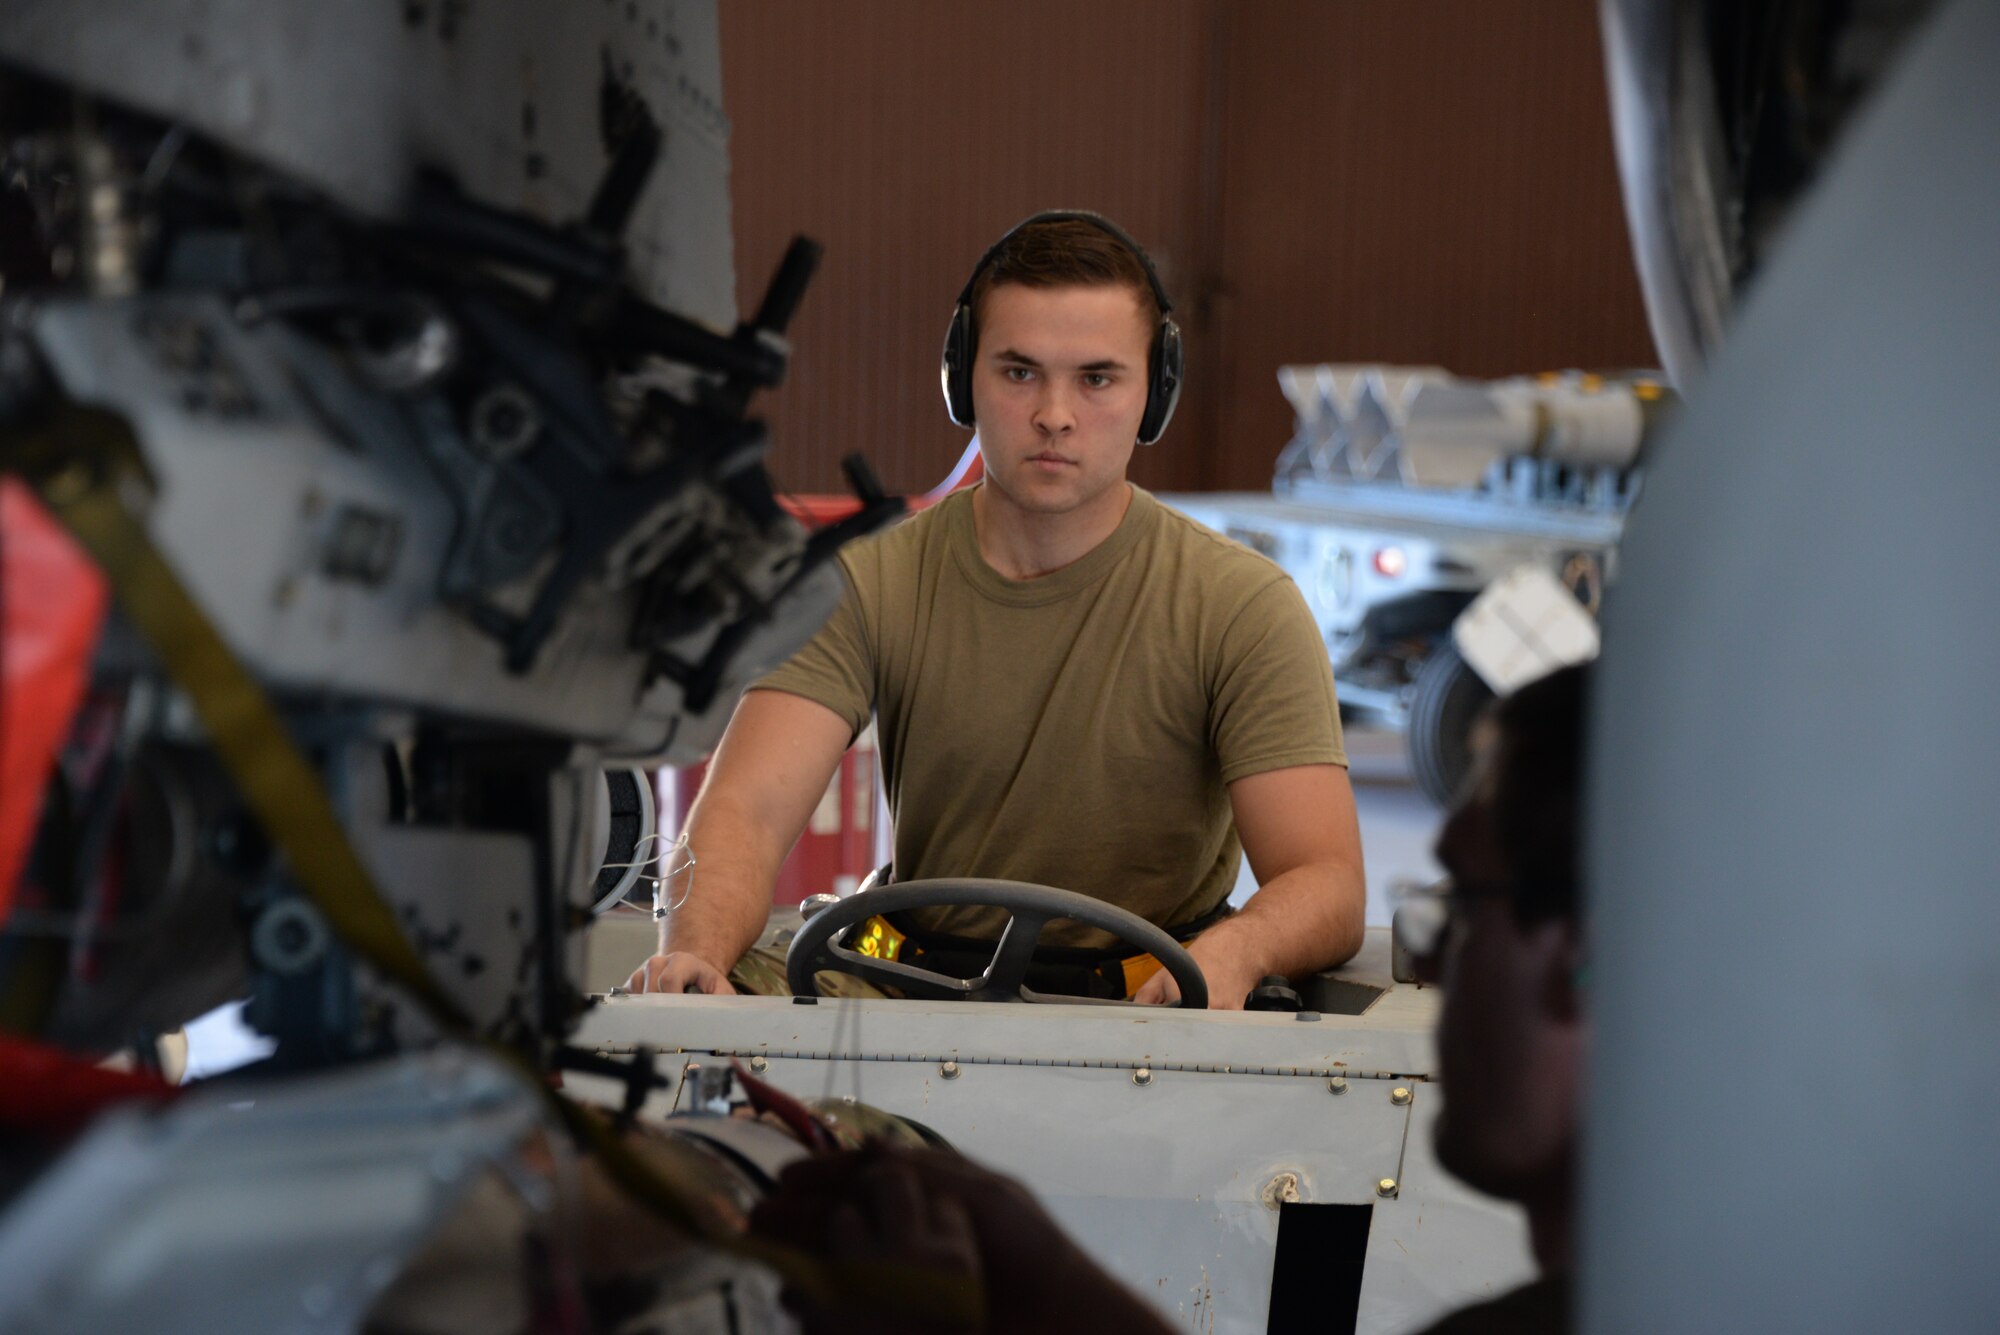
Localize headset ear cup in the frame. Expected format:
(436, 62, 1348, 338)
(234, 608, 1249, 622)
(941, 303, 978, 428)
(1139, 317, 1184, 445)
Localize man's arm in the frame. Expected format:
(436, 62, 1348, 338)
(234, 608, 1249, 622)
(1133, 762, 1366, 1009)
(625, 690, 854, 994)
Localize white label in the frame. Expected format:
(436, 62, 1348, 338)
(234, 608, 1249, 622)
(1454, 563, 1601, 695)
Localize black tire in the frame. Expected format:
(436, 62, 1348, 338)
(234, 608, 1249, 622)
(1407, 643, 1493, 808)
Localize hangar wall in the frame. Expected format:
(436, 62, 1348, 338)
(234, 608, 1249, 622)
(720, 0, 1656, 497)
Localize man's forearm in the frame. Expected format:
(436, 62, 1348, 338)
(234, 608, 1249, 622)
(654, 804, 787, 969)
(1201, 858, 1366, 980)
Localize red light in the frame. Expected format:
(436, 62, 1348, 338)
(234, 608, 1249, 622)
(1372, 546, 1407, 578)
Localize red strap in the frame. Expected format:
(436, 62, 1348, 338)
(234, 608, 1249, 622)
(0, 1033, 180, 1135)
(731, 1057, 840, 1154)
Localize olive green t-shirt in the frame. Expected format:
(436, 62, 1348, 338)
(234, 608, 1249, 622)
(754, 484, 1346, 948)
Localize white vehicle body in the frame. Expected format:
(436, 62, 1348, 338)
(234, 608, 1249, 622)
(572, 923, 1535, 1335)
(1164, 364, 1651, 803)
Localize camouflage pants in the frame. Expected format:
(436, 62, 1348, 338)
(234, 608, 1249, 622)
(728, 943, 895, 1000)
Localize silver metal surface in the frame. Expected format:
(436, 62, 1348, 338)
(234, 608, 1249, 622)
(1275, 364, 1650, 489)
(1276, 481, 1627, 548)
(1586, 2, 2000, 1327)
(744, 1053, 1408, 1334)
(1362, 1088, 1535, 1333)
(0, 0, 737, 329)
(576, 929, 1530, 1334)
(0, 1050, 549, 1335)
(28, 297, 649, 743)
(23, 294, 842, 763)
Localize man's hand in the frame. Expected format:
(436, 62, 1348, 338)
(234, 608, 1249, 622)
(624, 950, 736, 995)
(1130, 932, 1265, 1010)
(755, 1148, 983, 1334)
(751, 1146, 1173, 1335)
(642, 690, 856, 997)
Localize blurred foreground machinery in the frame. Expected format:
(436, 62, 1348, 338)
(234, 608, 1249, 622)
(0, 4, 913, 1331)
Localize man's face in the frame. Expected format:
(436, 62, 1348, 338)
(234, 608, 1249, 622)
(1427, 742, 1586, 1204)
(970, 282, 1153, 517)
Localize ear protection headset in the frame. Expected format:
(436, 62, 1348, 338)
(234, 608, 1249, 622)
(939, 210, 1184, 445)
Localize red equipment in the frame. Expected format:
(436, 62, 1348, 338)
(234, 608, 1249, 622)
(0, 480, 109, 921)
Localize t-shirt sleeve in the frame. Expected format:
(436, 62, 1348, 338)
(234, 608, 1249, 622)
(749, 550, 876, 741)
(1209, 575, 1348, 782)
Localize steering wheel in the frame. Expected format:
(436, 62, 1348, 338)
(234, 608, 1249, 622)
(784, 878, 1209, 1007)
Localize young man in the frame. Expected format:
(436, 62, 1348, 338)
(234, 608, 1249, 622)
(627, 212, 1364, 1008)
(747, 665, 1591, 1334)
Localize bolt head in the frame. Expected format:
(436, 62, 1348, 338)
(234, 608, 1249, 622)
(1132, 1066, 1153, 1087)
(1377, 1177, 1399, 1198)
(749, 1056, 768, 1074)
(1391, 1086, 1413, 1105)
(940, 1060, 960, 1079)
(1327, 1076, 1348, 1095)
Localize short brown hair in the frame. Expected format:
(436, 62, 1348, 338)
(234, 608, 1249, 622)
(967, 218, 1163, 329)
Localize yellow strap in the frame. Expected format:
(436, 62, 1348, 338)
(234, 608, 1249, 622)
(13, 407, 463, 1025)
(1120, 952, 1164, 998)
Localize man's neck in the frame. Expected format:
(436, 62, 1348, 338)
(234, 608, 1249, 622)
(971, 480, 1134, 581)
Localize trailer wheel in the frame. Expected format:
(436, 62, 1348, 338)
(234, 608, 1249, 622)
(1408, 643, 1492, 808)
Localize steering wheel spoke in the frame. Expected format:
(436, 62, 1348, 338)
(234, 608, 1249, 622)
(814, 941, 974, 1002)
(978, 909, 1052, 1000)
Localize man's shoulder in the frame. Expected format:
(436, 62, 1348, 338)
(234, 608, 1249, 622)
(838, 489, 964, 582)
(1136, 489, 1293, 597)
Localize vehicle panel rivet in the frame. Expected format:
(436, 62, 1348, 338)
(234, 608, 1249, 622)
(1263, 1171, 1302, 1208)
(941, 1060, 960, 1079)
(1328, 1076, 1348, 1095)
(749, 1056, 768, 1074)
(1377, 1177, 1399, 1198)
(1133, 1066, 1153, 1086)
(1391, 1086, 1413, 1105)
